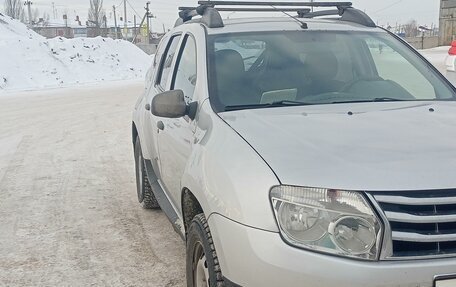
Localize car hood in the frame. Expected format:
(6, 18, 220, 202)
(219, 101, 456, 191)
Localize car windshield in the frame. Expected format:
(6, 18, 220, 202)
(207, 31, 456, 112)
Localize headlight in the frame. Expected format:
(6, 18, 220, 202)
(271, 186, 382, 260)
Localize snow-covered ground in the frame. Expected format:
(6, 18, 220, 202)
(0, 13, 152, 92)
(420, 46, 456, 86)
(0, 81, 186, 286)
(420, 46, 450, 73)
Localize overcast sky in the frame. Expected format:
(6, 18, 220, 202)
(4, 0, 440, 31)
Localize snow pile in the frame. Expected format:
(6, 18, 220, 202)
(420, 46, 449, 71)
(0, 13, 152, 92)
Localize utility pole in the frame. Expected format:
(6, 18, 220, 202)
(145, 1, 151, 44)
(102, 15, 107, 37)
(113, 5, 118, 39)
(131, 1, 154, 44)
(24, 1, 33, 27)
(124, 0, 128, 39)
(133, 15, 137, 41)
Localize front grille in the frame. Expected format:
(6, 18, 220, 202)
(370, 190, 456, 259)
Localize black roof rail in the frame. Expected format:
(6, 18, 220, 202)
(339, 8, 376, 27)
(176, 5, 224, 28)
(180, 6, 311, 13)
(198, 1, 352, 8)
(300, 8, 376, 27)
(175, 1, 375, 28)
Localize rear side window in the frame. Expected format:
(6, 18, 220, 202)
(172, 35, 197, 104)
(157, 35, 181, 89)
(153, 36, 168, 68)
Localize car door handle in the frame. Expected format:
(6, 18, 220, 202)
(145, 103, 151, 111)
(157, 121, 165, 131)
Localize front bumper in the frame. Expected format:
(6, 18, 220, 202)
(208, 213, 456, 287)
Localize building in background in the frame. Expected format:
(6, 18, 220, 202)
(34, 17, 139, 41)
(33, 25, 74, 38)
(440, 0, 456, 45)
(31, 13, 164, 54)
(33, 22, 78, 38)
(33, 16, 83, 38)
(73, 27, 88, 38)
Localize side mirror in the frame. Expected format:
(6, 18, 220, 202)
(151, 90, 197, 119)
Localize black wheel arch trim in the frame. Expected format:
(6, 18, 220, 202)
(132, 122, 138, 147)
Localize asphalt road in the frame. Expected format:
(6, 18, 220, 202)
(0, 81, 186, 286)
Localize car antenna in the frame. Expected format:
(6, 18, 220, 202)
(270, 5, 308, 29)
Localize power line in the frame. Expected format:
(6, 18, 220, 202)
(373, 0, 404, 14)
(126, 0, 142, 19)
(126, 0, 166, 29)
(114, 0, 123, 9)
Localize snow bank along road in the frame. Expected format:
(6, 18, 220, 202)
(0, 81, 185, 286)
(0, 13, 152, 92)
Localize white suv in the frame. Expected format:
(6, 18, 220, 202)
(132, 2, 456, 286)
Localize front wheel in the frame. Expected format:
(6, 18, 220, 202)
(134, 137, 160, 209)
(186, 214, 225, 287)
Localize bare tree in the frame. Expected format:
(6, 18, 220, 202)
(4, 0, 25, 21)
(42, 12, 50, 25)
(89, 0, 105, 26)
(88, 0, 105, 35)
(31, 7, 39, 24)
(403, 19, 418, 37)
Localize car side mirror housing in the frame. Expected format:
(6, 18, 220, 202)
(151, 90, 197, 120)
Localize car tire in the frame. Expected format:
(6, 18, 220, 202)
(186, 213, 225, 287)
(134, 137, 160, 210)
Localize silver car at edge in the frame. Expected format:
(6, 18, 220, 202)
(132, 2, 456, 287)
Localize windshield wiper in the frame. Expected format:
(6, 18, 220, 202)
(224, 100, 315, 111)
(332, 97, 406, 104)
(372, 97, 406, 102)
